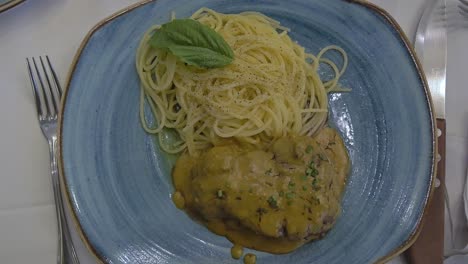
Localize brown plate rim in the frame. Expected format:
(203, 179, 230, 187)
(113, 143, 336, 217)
(0, 0, 25, 13)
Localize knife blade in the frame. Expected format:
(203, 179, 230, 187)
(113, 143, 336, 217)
(415, 0, 447, 119)
(407, 0, 447, 263)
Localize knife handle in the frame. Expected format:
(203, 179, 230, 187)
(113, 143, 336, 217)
(406, 119, 445, 264)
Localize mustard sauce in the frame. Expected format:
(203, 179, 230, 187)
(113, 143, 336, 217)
(231, 244, 243, 259)
(171, 127, 350, 255)
(244, 253, 257, 264)
(172, 191, 185, 209)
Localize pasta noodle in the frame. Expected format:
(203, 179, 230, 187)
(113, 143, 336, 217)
(136, 8, 348, 156)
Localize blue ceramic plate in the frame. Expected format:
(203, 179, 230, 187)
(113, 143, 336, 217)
(59, 0, 436, 263)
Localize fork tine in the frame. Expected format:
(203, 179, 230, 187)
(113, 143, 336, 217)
(45, 55, 63, 98)
(32, 57, 52, 117)
(460, 2, 468, 15)
(441, 0, 468, 33)
(27, 58, 43, 118)
(460, 0, 468, 14)
(39, 56, 59, 117)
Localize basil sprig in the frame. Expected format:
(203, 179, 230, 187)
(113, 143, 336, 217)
(149, 19, 234, 68)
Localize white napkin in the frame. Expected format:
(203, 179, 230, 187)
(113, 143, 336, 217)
(445, 254, 468, 264)
(445, 245, 468, 264)
(444, 167, 468, 263)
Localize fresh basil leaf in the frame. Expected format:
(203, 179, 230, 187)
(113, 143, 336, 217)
(167, 45, 234, 68)
(149, 19, 234, 68)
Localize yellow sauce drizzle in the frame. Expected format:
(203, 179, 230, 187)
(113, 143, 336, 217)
(243, 253, 257, 264)
(172, 191, 185, 209)
(231, 244, 243, 259)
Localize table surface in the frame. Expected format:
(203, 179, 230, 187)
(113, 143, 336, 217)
(0, 0, 467, 263)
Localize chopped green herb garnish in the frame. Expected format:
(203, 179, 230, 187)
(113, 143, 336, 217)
(301, 175, 308, 181)
(302, 186, 308, 191)
(288, 181, 296, 188)
(287, 200, 293, 206)
(309, 161, 315, 168)
(311, 168, 319, 177)
(279, 191, 284, 197)
(306, 161, 319, 177)
(306, 145, 313, 154)
(312, 178, 318, 186)
(217, 189, 224, 198)
(286, 192, 296, 199)
(267, 196, 278, 208)
(265, 168, 273, 176)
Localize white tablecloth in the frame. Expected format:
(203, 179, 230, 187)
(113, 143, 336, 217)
(0, 0, 466, 263)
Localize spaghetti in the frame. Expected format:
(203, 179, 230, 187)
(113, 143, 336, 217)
(136, 8, 348, 155)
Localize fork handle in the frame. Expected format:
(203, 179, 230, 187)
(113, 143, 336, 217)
(48, 139, 80, 264)
(406, 119, 445, 264)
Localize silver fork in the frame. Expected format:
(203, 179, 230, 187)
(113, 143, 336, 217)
(27, 56, 80, 264)
(441, 0, 468, 30)
(459, 0, 468, 16)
